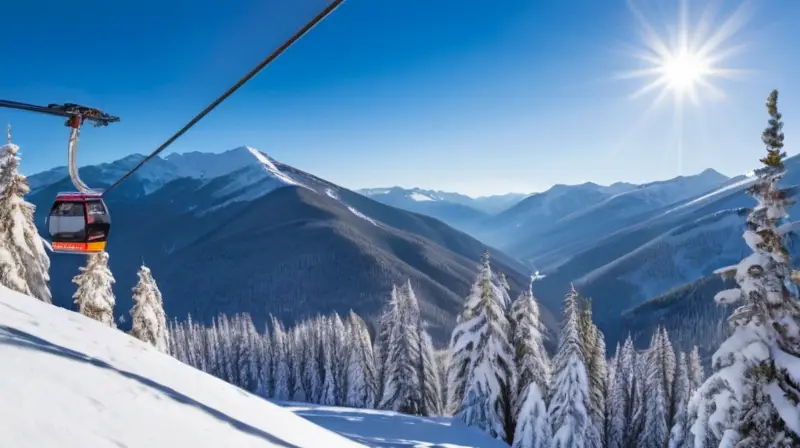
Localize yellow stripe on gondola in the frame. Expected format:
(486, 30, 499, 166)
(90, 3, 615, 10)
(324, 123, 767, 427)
(52, 241, 106, 253)
(86, 241, 106, 252)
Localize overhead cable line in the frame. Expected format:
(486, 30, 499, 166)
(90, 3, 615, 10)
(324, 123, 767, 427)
(102, 0, 345, 196)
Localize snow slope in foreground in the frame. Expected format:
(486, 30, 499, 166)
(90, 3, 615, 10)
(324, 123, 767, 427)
(0, 286, 363, 448)
(281, 402, 509, 448)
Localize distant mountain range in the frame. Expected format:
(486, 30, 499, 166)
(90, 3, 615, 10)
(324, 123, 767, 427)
(27, 143, 796, 355)
(357, 163, 783, 356)
(26, 146, 540, 345)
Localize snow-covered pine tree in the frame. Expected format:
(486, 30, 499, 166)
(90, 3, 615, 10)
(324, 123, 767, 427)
(510, 278, 552, 448)
(271, 317, 292, 401)
(417, 323, 443, 416)
(605, 343, 617, 448)
(255, 326, 274, 399)
(320, 317, 338, 406)
(686, 346, 704, 392)
(497, 271, 513, 309)
(374, 284, 399, 405)
(608, 335, 637, 448)
(658, 328, 677, 429)
(577, 295, 605, 447)
(330, 313, 349, 405)
(305, 319, 323, 403)
(668, 352, 692, 448)
(0, 140, 50, 302)
(346, 311, 379, 408)
(452, 251, 516, 443)
(639, 328, 670, 448)
(73, 252, 116, 327)
(232, 314, 257, 391)
(630, 347, 648, 445)
(548, 286, 592, 448)
(379, 280, 424, 414)
(688, 89, 800, 447)
(129, 264, 168, 352)
(291, 323, 310, 402)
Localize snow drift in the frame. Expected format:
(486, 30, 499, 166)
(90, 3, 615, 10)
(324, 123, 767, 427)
(0, 285, 363, 448)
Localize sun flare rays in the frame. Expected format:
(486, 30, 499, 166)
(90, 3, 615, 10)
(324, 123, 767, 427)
(619, 0, 754, 108)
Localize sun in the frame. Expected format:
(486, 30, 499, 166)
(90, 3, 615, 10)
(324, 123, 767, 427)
(662, 50, 710, 91)
(619, 0, 752, 108)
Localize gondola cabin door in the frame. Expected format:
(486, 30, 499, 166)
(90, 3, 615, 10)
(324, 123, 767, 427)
(47, 192, 111, 254)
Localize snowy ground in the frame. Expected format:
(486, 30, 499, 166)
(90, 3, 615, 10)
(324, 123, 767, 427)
(0, 285, 363, 448)
(280, 402, 510, 448)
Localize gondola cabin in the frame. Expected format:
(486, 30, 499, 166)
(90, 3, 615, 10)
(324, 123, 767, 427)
(47, 192, 111, 254)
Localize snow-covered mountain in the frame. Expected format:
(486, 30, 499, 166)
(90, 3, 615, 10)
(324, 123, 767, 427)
(356, 187, 490, 232)
(482, 168, 730, 266)
(0, 284, 362, 448)
(358, 187, 528, 214)
(515, 159, 794, 351)
(27, 146, 537, 345)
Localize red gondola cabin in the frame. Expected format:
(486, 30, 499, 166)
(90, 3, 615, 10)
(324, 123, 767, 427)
(47, 192, 111, 254)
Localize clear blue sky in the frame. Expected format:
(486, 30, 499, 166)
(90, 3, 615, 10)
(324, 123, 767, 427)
(3, 0, 798, 196)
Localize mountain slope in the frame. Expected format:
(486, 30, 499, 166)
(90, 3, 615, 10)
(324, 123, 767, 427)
(28, 147, 538, 346)
(357, 187, 491, 231)
(494, 169, 730, 266)
(0, 285, 363, 447)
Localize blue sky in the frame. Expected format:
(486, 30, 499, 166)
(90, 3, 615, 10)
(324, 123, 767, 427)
(3, 0, 798, 196)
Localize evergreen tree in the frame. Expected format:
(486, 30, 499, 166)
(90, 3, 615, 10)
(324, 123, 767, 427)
(548, 286, 592, 448)
(255, 327, 273, 398)
(630, 348, 648, 445)
(0, 141, 50, 302)
(379, 280, 423, 414)
(271, 317, 292, 401)
(639, 329, 669, 448)
(291, 325, 309, 402)
(668, 352, 692, 448)
(129, 264, 168, 352)
(417, 327, 443, 416)
(689, 90, 800, 447)
(452, 251, 516, 443)
(346, 311, 378, 408)
(72, 252, 116, 327)
(330, 314, 349, 405)
(577, 296, 606, 447)
(608, 337, 636, 448)
(510, 278, 552, 448)
(686, 346, 705, 392)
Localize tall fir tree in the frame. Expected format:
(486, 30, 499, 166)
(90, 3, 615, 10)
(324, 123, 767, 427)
(668, 352, 692, 448)
(73, 252, 116, 327)
(271, 317, 293, 401)
(451, 251, 516, 443)
(346, 311, 378, 408)
(417, 326, 444, 416)
(0, 140, 50, 302)
(688, 89, 800, 447)
(511, 278, 552, 448)
(577, 296, 606, 447)
(608, 336, 636, 448)
(129, 264, 169, 352)
(378, 281, 422, 413)
(638, 328, 670, 448)
(548, 286, 592, 448)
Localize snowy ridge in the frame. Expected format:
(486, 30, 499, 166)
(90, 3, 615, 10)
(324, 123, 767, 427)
(246, 146, 304, 187)
(0, 285, 363, 448)
(662, 173, 757, 215)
